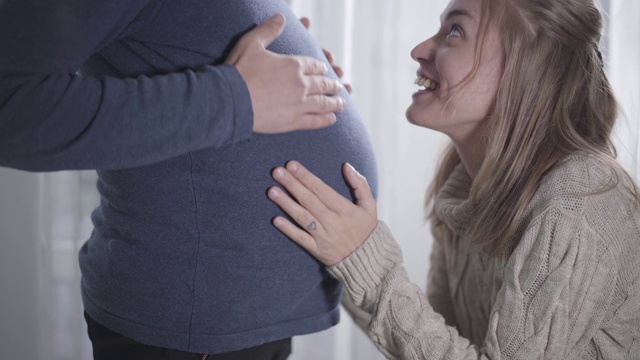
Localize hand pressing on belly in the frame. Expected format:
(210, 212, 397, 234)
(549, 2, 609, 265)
(300, 17, 352, 94)
(268, 161, 378, 266)
(226, 14, 346, 134)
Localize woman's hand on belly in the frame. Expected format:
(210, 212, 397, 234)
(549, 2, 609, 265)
(268, 161, 378, 266)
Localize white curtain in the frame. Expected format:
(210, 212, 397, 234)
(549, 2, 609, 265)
(0, 0, 638, 359)
(608, 0, 640, 178)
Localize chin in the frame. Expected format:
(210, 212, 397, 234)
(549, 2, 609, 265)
(405, 106, 419, 125)
(405, 107, 429, 128)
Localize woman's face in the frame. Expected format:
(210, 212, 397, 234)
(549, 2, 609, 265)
(406, 0, 503, 141)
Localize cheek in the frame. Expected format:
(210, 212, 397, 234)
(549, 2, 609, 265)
(438, 50, 476, 89)
(459, 64, 501, 116)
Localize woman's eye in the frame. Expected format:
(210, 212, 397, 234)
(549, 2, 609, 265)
(446, 24, 463, 39)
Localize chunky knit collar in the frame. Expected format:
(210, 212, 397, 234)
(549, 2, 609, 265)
(434, 162, 474, 235)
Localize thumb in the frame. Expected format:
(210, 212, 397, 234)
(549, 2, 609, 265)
(300, 17, 311, 30)
(252, 13, 286, 49)
(343, 163, 376, 211)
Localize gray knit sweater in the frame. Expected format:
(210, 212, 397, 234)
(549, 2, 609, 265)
(330, 154, 640, 359)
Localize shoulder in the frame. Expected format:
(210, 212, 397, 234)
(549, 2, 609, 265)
(529, 153, 636, 217)
(507, 155, 640, 338)
(519, 153, 640, 264)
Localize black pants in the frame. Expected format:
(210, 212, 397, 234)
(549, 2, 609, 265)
(84, 312, 291, 360)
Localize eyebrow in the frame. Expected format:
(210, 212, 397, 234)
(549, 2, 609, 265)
(440, 8, 476, 24)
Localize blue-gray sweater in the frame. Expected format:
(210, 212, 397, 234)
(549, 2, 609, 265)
(0, 0, 378, 354)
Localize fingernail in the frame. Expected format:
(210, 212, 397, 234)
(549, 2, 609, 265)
(336, 81, 344, 89)
(347, 163, 364, 179)
(273, 217, 284, 226)
(268, 187, 280, 198)
(287, 161, 299, 172)
(273, 13, 285, 24)
(340, 97, 347, 108)
(273, 167, 285, 179)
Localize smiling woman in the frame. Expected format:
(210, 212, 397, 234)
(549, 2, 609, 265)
(270, 0, 640, 358)
(407, 0, 503, 177)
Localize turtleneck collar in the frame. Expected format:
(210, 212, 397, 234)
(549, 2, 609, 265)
(434, 162, 474, 235)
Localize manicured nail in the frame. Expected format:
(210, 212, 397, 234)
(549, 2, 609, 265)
(273, 167, 285, 179)
(347, 163, 365, 180)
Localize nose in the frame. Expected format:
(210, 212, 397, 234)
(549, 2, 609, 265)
(411, 36, 436, 62)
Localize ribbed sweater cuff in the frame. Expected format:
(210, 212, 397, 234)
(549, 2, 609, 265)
(327, 221, 402, 309)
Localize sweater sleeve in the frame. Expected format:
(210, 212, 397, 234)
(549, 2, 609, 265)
(0, 0, 253, 171)
(341, 290, 372, 333)
(328, 213, 618, 359)
(426, 227, 458, 328)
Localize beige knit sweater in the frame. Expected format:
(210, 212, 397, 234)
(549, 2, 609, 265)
(329, 154, 640, 359)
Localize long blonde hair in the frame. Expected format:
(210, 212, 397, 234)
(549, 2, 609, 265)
(427, 0, 634, 256)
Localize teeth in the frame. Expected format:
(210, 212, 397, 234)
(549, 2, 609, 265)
(414, 76, 440, 90)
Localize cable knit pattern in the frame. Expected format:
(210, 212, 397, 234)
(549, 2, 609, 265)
(328, 153, 640, 359)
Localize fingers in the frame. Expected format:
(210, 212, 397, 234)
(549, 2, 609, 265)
(300, 17, 311, 30)
(321, 49, 351, 92)
(322, 49, 335, 64)
(300, 57, 328, 75)
(283, 161, 351, 213)
(298, 113, 338, 130)
(344, 83, 353, 94)
(268, 184, 324, 229)
(271, 167, 333, 219)
(307, 75, 343, 95)
(303, 95, 346, 114)
(332, 65, 344, 79)
(252, 13, 286, 49)
(343, 163, 376, 211)
(273, 216, 318, 252)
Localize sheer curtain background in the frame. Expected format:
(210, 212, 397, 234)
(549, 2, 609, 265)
(0, 0, 636, 359)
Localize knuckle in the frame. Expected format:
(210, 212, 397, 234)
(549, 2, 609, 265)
(284, 56, 301, 70)
(295, 58, 306, 71)
(296, 76, 308, 90)
(312, 61, 322, 73)
(342, 205, 355, 217)
(317, 61, 328, 74)
(295, 233, 307, 245)
(321, 78, 333, 92)
(332, 97, 345, 110)
(307, 60, 323, 75)
(331, 80, 342, 93)
(295, 210, 311, 225)
(300, 192, 315, 206)
(311, 183, 324, 195)
(315, 96, 329, 108)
